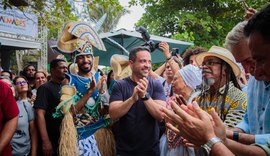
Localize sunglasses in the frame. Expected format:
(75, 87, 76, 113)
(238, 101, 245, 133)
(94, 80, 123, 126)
(15, 81, 28, 85)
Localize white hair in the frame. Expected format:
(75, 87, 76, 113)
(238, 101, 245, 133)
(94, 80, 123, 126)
(225, 21, 248, 51)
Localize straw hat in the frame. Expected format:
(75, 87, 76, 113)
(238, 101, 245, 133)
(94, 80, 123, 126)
(110, 54, 131, 80)
(195, 46, 241, 77)
(57, 21, 106, 57)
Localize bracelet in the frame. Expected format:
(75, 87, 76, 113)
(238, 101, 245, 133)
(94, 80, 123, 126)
(233, 131, 239, 142)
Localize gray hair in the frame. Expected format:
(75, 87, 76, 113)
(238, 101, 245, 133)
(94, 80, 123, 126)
(225, 21, 248, 51)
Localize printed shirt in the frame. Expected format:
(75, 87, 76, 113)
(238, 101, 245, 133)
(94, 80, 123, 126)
(236, 76, 270, 144)
(196, 82, 247, 128)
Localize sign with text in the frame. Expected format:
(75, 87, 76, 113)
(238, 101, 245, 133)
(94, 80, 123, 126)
(0, 5, 38, 38)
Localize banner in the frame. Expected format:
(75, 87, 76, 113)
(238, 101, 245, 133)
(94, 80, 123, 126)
(0, 5, 38, 38)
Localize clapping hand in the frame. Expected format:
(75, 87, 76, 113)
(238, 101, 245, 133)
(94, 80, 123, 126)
(132, 77, 148, 101)
(88, 76, 97, 93)
(161, 101, 218, 146)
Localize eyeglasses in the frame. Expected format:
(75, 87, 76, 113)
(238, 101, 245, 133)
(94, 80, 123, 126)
(15, 81, 27, 85)
(202, 61, 222, 67)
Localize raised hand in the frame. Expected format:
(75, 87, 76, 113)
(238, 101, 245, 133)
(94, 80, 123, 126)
(244, 8, 257, 21)
(88, 76, 97, 93)
(98, 75, 107, 93)
(159, 42, 170, 59)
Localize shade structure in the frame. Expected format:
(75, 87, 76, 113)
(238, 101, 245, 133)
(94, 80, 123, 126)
(94, 29, 193, 66)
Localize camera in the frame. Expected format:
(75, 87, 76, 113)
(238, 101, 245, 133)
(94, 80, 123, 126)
(171, 48, 179, 56)
(136, 26, 159, 52)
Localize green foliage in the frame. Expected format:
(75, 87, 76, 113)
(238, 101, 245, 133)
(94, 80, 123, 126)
(130, 0, 269, 48)
(87, 0, 130, 33)
(1, 0, 127, 39)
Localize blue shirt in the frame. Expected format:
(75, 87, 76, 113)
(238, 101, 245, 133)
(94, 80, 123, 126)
(236, 76, 270, 144)
(109, 76, 166, 156)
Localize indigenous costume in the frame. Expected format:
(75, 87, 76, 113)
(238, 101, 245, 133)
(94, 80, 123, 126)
(53, 21, 115, 156)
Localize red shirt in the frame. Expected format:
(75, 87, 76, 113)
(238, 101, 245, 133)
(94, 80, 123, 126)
(0, 80, 19, 156)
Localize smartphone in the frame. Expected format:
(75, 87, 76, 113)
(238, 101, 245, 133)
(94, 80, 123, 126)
(172, 48, 179, 56)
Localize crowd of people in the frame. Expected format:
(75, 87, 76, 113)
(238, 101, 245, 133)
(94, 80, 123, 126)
(0, 2, 270, 156)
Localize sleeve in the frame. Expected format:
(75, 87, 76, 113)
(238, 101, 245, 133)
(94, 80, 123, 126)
(151, 79, 166, 101)
(224, 91, 247, 127)
(33, 85, 49, 110)
(109, 81, 124, 103)
(1, 83, 19, 120)
(255, 134, 270, 144)
(235, 110, 250, 133)
(254, 141, 270, 156)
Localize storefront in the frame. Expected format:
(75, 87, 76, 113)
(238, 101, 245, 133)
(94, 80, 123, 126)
(0, 2, 43, 71)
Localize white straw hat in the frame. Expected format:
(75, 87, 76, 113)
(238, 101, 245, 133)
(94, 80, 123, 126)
(195, 46, 241, 77)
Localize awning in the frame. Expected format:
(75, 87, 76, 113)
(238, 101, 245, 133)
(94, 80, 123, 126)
(0, 36, 41, 50)
(94, 29, 193, 66)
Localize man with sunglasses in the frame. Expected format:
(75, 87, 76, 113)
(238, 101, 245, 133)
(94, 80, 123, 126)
(195, 46, 247, 128)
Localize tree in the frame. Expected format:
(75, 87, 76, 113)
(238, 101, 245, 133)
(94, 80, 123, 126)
(129, 0, 269, 48)
(1, 0, 128, 39)
(87, 0, 130, 33)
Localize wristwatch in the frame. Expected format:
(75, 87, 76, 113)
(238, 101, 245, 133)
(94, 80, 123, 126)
(198, 137, 223, 156)
(142, 92, 150, 101)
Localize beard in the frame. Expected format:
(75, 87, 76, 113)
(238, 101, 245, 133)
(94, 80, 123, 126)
(201, 69, 215, 91)
(78, 63, 92, 74)
(203, 77, 215, 86)
(140, 67, 150, 77)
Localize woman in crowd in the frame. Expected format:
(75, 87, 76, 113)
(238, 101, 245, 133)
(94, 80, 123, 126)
(106, 70, 115, 95)
(31, 70, 47, 96)
(160, 64, 202, 156)
(11, 76, 38, 156)
(182, 47, 207, 66)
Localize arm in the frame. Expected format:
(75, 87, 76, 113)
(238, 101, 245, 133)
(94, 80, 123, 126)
(35, 109, 53, 156)
(0, 116, 18, 154)
(211, 142, 235, 156)
(226, 130, 255, 144)
(109, 96, 136, 120)
(154, 63, 165, 76)
(159, 42, 181, 74)
(224, 138, 266, 156)
(29, 120, 38, 156)
(143, 99, 166, 121)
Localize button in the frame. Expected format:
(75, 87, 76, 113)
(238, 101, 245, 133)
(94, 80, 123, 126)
(262, 108, 265, 111)
(260, 127, 263, 130)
